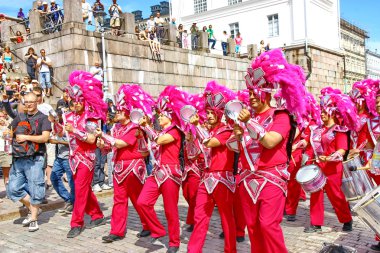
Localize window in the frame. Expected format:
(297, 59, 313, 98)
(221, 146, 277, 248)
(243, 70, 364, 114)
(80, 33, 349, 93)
(229, 22, 239, 39)
(228, 0, 242, 5)
(268, 14, 279, 37)
(194, 0, 207, 14)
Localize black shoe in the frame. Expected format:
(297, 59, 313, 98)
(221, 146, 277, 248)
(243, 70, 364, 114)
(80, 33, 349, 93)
(67, 226, 83, 238)
(86, 217, 106, 229)
(102, 234, 124, 243)
(304, 225, 322, 233)
(287, 215, 296, 222)
(370, 242, 380, 251)
(219, 232, 224, 239)
(136, 230, 151, 238)
(236, 236, 245, 243)
(342, 220, 353, 232)
(41, 198, 48, 204)
(167, 247, 179, 253)
(186, 225, 194, 232)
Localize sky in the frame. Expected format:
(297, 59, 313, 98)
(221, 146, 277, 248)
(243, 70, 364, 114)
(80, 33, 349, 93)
(1, 0, 379, 51)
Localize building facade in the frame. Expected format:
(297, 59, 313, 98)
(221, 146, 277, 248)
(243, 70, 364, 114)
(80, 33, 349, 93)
(340, 18, 368, 85)
(366, 49, 380, 80)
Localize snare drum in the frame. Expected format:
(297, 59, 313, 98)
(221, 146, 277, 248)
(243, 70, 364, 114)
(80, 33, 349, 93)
(342, 155, 375, 201)
(296, 164, 327, 193)
(352, 186, 380, 236)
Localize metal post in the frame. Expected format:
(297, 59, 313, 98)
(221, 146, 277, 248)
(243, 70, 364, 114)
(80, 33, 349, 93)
(101, 31, 110, 99)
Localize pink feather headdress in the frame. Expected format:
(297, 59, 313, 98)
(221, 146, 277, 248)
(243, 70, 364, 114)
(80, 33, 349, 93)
(245, 49, 308, 126)
(156, 85, 190, 128)
(115, 84, 155, 118)
(204, 80, 236, 119)
(189, 93, 206, 123)
(237, 89, 250, 107)
(320, 90, 359, 131)
(304, 91, 321, 126)
(349, 79, 379, 116)
(67, 70, 107, 121)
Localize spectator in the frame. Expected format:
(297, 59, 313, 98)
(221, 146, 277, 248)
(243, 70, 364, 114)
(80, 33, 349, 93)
(176, 24, 184, 48)
(50, 0, 64, 31)
(12, 31, 24, 44)
(138, 29, 149, 41)
(182, 29, 189, 49)
(34, 1, 44, 13)
(25, 28, 31, 40)
(171, 18, 176, 25)
(56, 90, 70, 111)
(17, 8, 25, 20)
(2, 46, 15, 72)
(207, 25, 216, 50)
(202, 26, 207, 32)
(4, 77, 12, 90)
(7, 92, 52, 232)
(24, 47, 38, 80)
(235, 32, 243, 55)
(221, 31, 229, 56)
(92, 0, 106, 32)
(108, 0, 122, 36)
(36, 49, 52, 97)
(154, 12, 165, 44)
(259, 40, 265, 55)
(41, 2, 49, 14)
(31, 79, 40, 89)
(0, 111, 11, 189)
(90, 61, 103, 82)
(146, 15, 155, 32)
(49, 110, 74, 214)
(265, 42, 270, 52)
(21, 76, 32, 91)
(149, 27, 161, 56)
(82, 0, 93, 25)
(190, 23, 199, 50)
(134, 26, 140, 36)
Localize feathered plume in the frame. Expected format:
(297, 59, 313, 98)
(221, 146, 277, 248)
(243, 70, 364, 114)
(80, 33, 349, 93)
(116, 84, 155, 117)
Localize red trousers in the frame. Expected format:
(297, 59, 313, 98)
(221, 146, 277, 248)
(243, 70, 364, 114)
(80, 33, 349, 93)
(240, 182, 288, 253)
(71, 163, 103, 228)
(188, 183, 236, 253)
(137, 177, 180, 247)
(182, 171, 200, 225)
(310, 168, 352, 226)
(110, 173, 149, 236)
(285, 155, 303, 215)
(233, 178, 246, 237)
(300, 188, 306, 200)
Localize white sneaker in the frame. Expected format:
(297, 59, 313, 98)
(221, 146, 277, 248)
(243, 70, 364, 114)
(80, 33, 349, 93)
(101, 184, 112, 190)
(29, 220, 39, 232)
(22, 208, 43, 226)
(92, 184, 102, 192)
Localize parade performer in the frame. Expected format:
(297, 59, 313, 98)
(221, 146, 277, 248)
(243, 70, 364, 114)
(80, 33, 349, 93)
(304, 89, 357, 233)
(227, 49, 307, 253)
(98, 84, 155, 243)
(60, 71, 108, 238)
(137, 86, 188, 253)
(187, 81, 237, 253)
(181, 93, 206, 233)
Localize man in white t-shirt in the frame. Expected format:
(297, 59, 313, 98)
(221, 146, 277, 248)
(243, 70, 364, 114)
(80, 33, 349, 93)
(82, 0, 93, 25)
(146, 15, 155, 32)
(154, 12, 165, 43)
(36, 49, 53, 97)
(90, 61, 103, 82)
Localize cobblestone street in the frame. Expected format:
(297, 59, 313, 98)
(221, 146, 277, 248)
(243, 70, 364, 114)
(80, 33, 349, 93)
(0, 188, 379, 253)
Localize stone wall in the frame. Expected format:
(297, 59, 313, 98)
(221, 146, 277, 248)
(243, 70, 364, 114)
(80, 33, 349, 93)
(285, 44, 345, 96)
(11, 25, 250, 98)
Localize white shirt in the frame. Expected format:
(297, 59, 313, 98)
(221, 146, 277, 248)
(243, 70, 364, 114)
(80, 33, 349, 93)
(90, 66, 103, 81)
(154, 17, 165, 27)
(146, 20, 155, 31)
(221, 34, 229, 43)
(37, 56, 52, 73)
(82, 2, 93, 20)
(109, 4, 121, 18)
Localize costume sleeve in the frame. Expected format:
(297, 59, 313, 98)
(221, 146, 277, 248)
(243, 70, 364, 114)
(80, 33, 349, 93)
(214, 129, 232, 146)
(270, 112, 291, 139)
(335, 132, 348, 151)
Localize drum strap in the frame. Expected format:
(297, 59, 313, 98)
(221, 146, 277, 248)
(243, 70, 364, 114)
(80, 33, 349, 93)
(286, 115, 297, 165)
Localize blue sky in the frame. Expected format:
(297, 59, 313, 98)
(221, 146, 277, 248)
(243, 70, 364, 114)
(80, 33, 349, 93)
(1, 0, 379, 51)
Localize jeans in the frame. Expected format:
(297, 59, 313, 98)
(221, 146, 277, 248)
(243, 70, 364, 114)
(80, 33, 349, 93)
(27, 63, 36, 80)
(94, 15, 104, 32)
(92, 148, 106, 186)
(191, 35, 199, 50)
(7, 156, 45, 205)
(50, 158, 75, 204)
(157, 26, 165, 44)
(208, 39, 216, 49)
(222, 42, 228, 56)
(106, 152, 114, 187)
(39, 71, 51, 88)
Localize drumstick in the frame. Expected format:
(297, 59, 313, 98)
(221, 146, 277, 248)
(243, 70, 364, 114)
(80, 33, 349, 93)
(291, 155, 296, 166)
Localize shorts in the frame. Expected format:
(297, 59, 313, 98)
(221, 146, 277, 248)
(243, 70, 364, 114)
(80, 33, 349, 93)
(110, 17, 121, 28)
(7, 156, 46, 205)
(47, 143, 56, 167)
(0, 151, 11, 168)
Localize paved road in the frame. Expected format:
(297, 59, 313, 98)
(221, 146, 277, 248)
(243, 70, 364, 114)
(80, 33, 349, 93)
(0, 191, 378, 253)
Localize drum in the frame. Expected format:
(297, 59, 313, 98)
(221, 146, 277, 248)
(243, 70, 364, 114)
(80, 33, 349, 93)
(130, 108, 144, 124)
(180, 105, 197, 123)
(352, 186, 380, 236)
(342, 155, 375, 201)
(296, 164, 327, 193)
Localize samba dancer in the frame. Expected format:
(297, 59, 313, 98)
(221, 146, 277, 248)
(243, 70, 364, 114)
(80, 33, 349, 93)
(187, 81, 237, 253)
(227, 49, 307, 253)
(97, 84, 155, 243)
(304, 88, 357, 233)
(137, 86, 187, 253)
(59, 71, 108, 238)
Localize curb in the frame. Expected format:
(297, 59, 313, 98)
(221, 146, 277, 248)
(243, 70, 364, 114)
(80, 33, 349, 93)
(0, 189, 114, 222)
